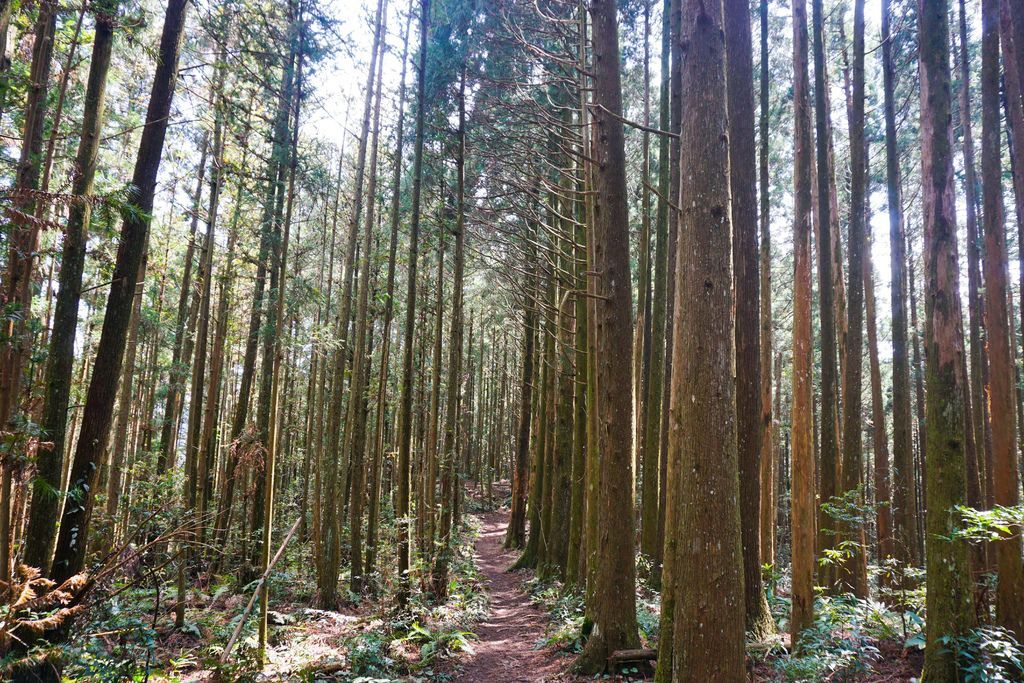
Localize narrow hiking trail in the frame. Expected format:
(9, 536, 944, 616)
(453, 508, 569, 682)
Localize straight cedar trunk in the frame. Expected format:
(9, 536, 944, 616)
(194, 36, 231, 543)
(578, 8, 596, 596)
(424, 232, 445, 564)
(1003, 0, 1024, 400)
(23, 5, 115, 574)
(212, 38, 299, 569)
(0, 0, 57, 582)
(865, 195, 894, 570)
(724, 0, 773, 640)
(432, 65, 468, 597)
(319, 0, 384, 605)
(980, 0, 1024, 638)
(504, 225, 535, 550)
(396, 0, 431, 608)
(422, 225, 446, 562)
(310, 162, 342, 560)
(580, 0, 597, 626)
(197, 48, 235, 551)
(635, 0, 654, 564)
(104, 254, 146, 546)
(367, 9, 411, 584)
(918, 0, 976, 678)
(838, 0, 868, 598)
(348, 8, 388, 595)
(176, 41, 230, 619)
(789, 0, 817, 648)
(549, 236, 574, 577)
(249, 35, 296, 581)
(515, 257, 545, 569)
(259, 28, 303, 657)
(534, 274, 554, 567)
(811, 0, 840, 589)
(664, 0, 745, 679)
(176, 164, 216, 628)
(656, 0, 682, 580)
(757, 0, 775, 570)
(654, 0, 683, 656)
(881, 0, 919, 569)
(959, 0, 989, 524)
(539, 244, 557, 572)
(574, 0, 640, 672)
(909, 257, 927, 560)
(640, 0, 670, 565)
(565, 204, 588, 587)
(50, 0, 190, 585)
(156, 136, 208, 474)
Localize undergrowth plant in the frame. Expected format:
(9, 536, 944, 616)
(939, 626, 1024, 682)
(776, 594, 918, 682)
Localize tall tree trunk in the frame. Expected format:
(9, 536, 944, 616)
(367, 8, 412, 586)
(348, 6, 388, 594)
(980, 0, 1024, 639)
(812, 0, 840, 589)
(881, 0, 919, 569)
(757, 0, 775, 573)
(23, 5, 116, 574)
(654, 0, 683, 654)
(505, 218, 536, 550)
(433, 64, 468, 597)
(838, 0, 868, 598)
(641, 0, 670, 566)
(565, 167, 589, 586)
(725, 0, 773, 639)
(1002, 0, 1024, 413)
(918, 0, 976, 677)
(396, 0, 431, 608)
(574, 0, 639, 672)
(959, 0, 988, 529)
(424, 227, 445, 566)
(198, 36, 234, 550)
(865, 185, 894, 577)
(157, 136, 209, 473)
(50, 0, 190, 585)
(635, 0, 654, 560)
(656, 0, 682, 581)
(789, 0, 817, 648)
(0, 0, 58, 584)
(665, 0, 745, 677)
(259, 13, 303, 657)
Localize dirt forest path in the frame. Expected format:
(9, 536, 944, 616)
(453, 507, 569, 682)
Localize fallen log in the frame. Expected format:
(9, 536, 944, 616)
(608, 648, 658, 663)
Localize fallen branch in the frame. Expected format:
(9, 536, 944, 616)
(218, 516, 302, 664)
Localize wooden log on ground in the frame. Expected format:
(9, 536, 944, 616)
(608, 648, 658, 663)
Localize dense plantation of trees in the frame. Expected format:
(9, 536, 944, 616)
(1, 0, 1024, 681)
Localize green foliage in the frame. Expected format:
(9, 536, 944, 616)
(875, 558, 927, 619)
(778, 594, 919, 682)
(210, 640, 262, 683)
(345, 630, 394, 678)
(61, 593, 161, 683)
(951, 505, 1024, 543)
(398, 621, 477, 669)
(524, 577, 586, 652)
(939, 627, 1024, 682)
